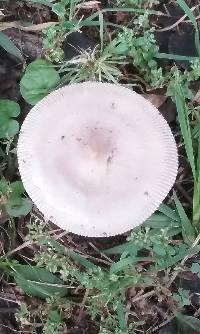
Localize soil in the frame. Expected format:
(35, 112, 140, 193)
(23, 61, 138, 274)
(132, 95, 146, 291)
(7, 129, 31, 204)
(0, 0, 200, 333)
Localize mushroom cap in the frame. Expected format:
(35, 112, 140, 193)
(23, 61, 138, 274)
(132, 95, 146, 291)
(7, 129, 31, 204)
(17, 82, 178, 237)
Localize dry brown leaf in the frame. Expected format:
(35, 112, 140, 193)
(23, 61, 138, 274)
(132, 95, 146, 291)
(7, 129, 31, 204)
(0, 21, 58, 32)
(77, 1, 100, 9)
(142, 94, 167, 108)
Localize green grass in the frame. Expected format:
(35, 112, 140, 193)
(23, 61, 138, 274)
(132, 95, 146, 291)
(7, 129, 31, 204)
(1, 0, 200, 333)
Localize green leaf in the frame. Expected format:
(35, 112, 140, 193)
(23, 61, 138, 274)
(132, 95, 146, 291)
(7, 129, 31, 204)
(20, 59, 60, 105)
(176, 312, 200, 333)
(0, 99, 20, 138)
(110, 256, 136, 275)
(0, 178, 9, 196)
(144, 213, 180, 229)
(6, 197, 32, 217)
(5, 181, 32, 217)
(153, 244, 166, 256)
(176, 0, 200, 57)
(191, 262, 200, 278)
(174, 85, 196, 178)
(48, 310, 61, 323)
(158, 203, 181, 222)
(52, 0, 68, 19)
(156, 245, 200, 270)
(117, 292, 127, 331)
(0, 32, 23, 60)
(155, 52, 198, 61)
(173, 289, 191, 308)
(71, 252, 97, 271)
(173, 192, 196, 245)
(9, 181, 25, 198)
(11, 265, 68, 299)
(104, 241, 138, 255)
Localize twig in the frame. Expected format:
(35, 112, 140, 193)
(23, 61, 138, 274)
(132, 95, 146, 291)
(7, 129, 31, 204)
(167, 232, 200, 287)
(0, 324, 32, 333)
(89, 242, 114, 263)
(131, 290, 155, 303)
(176, 183, 193, 205)
(5, 240, 33, 257)
(76, 288, 90, 323)
(0, 296, 20, 305)
(0, 21, 58, 32)
(156, 4, 200, 32)
(150, 315, 175, 333)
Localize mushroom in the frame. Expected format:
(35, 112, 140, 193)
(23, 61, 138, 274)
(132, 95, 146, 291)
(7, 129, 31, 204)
(17, 82, 178, 237)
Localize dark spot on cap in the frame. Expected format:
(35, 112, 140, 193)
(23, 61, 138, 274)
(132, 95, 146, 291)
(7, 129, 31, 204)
(61, 135, 65, 140)
(144, 191, 149, 196)
(76, 137, 82, 142)
(111, 102, 115, 109)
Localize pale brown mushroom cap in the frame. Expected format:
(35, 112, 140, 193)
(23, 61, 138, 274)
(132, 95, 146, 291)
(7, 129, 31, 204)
(17, 82, 178, 237)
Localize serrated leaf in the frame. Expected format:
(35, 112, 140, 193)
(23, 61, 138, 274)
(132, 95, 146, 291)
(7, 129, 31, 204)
(11, 265, 68, 299)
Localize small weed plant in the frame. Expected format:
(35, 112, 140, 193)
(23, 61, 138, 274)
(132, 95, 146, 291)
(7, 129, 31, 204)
(0, 0, 200, 333)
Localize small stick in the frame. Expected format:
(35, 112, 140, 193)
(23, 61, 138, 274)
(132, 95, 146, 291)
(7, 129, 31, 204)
(156, 4, 200, 32)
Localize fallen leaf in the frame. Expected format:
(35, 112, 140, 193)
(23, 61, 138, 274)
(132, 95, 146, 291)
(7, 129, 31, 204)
(0, 21, 58, 32)
(142, 94, 167, 108)
(77, 1, 100, 9)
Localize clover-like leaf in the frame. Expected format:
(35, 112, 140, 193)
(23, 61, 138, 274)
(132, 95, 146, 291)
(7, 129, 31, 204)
(0, 99, 20, 138)
(20, 59, 60, 105)
(191, 262, 200, 278)
(2, 181, 33, 218)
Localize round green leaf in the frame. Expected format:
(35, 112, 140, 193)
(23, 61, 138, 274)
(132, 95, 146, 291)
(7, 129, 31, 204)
(6, 197, 32, 217)
(0, 99, 20, 138)
(10, 181, 25, 198)
(20, 59, 60, 105)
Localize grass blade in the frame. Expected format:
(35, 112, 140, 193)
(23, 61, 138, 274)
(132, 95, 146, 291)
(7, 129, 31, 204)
(193, 121, 200, 226)
(155, 53, 198, 61)
(158, 203, 181, 222)
(99, 12, 104, 53)
(117, 292, 127, 331)
(0, 32, 23, 60)
(69, 0, 75, 20)
(176, 0, 200, 56)
(174, 84, 196, 178)
(173, 192, 196, 245)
